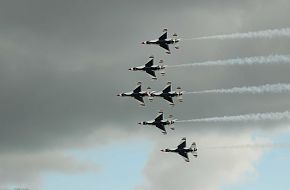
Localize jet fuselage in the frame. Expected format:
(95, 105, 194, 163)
(150, 91, 182, 98)
(140, 120, 174, 126)
(143, 38, 179, 45)
(130, 65, 165, 71)
(118, 91, 148, 97)
(164, 148, 196, 154)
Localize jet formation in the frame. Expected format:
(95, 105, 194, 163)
(118, 29, 198, 162)
(117, 81, 183, 106)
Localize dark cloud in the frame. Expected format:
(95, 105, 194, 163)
(0, 0, 290, 187)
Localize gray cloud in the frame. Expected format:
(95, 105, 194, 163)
(0, 0, 290, 188)
(0, 151, 99, 188)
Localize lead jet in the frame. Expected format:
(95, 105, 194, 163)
(138, 111, 176, 134)
(117, 82, 149, 106)
(148, 82, 183, 105)
(141, 29, 180, 54)
(129, 56, 166, 80)
(161, 137, 198, 162)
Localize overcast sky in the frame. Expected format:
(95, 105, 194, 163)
(1, 0, 290, 189)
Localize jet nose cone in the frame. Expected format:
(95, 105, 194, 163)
(160, 149, 165, 152)
(141, 41, 146, 44)
(138, 122, 142, 125)
(117, 93, 122, 96)
(129, 68, 133, 71)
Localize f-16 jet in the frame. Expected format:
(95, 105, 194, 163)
(161, 137, 198, 162)
(129, 56, 166, 80)
(141, 29, 180, 54)
(117, 82, 149, 106)
(148, 82, 183, 105)
(138, 111, 176, 134)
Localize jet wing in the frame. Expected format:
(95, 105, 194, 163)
(162, 84, 171, 93)
(177, 137, 186, 149)
(159, 32, 167, 40)
(145, 70, 156, 78)
(145, 59, 154, 67)
(159, 43, 170, 52)
(155, 112, 163, 121)
(163, 96, 174, 104)
(134, 96, 145, 106)
(133, 85, 141, 93)
(155, 123, 167, 134)
(178, 152, 190, 162)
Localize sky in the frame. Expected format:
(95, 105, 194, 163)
(1, 0, 290, 189)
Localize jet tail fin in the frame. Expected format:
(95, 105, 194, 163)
(191, 142, 198, 157)
(176, 87, 183, 102)
(168, 115, 175, 130)
(147, 87, 154, 102)
(191, 142, 198, 151)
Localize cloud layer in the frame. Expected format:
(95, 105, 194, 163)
(137, 132, 265, 190)
(1, 0, 290, 189)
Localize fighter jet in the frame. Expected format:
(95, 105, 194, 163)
(138, 111, 176, 134)
(148, 82, 183, 105)
(141, 29, 180, 54)
(128, 56, 166, 80)
(117, 82, 149, 106)
(161, 137, 198, 162)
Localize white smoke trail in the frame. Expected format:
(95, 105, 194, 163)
(207, 143, 290, 149)
(185, 83, 290, 95)
(181, 28, 290, 40)
(167, 54, 290, 68)
(176, 111, 290, 123)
